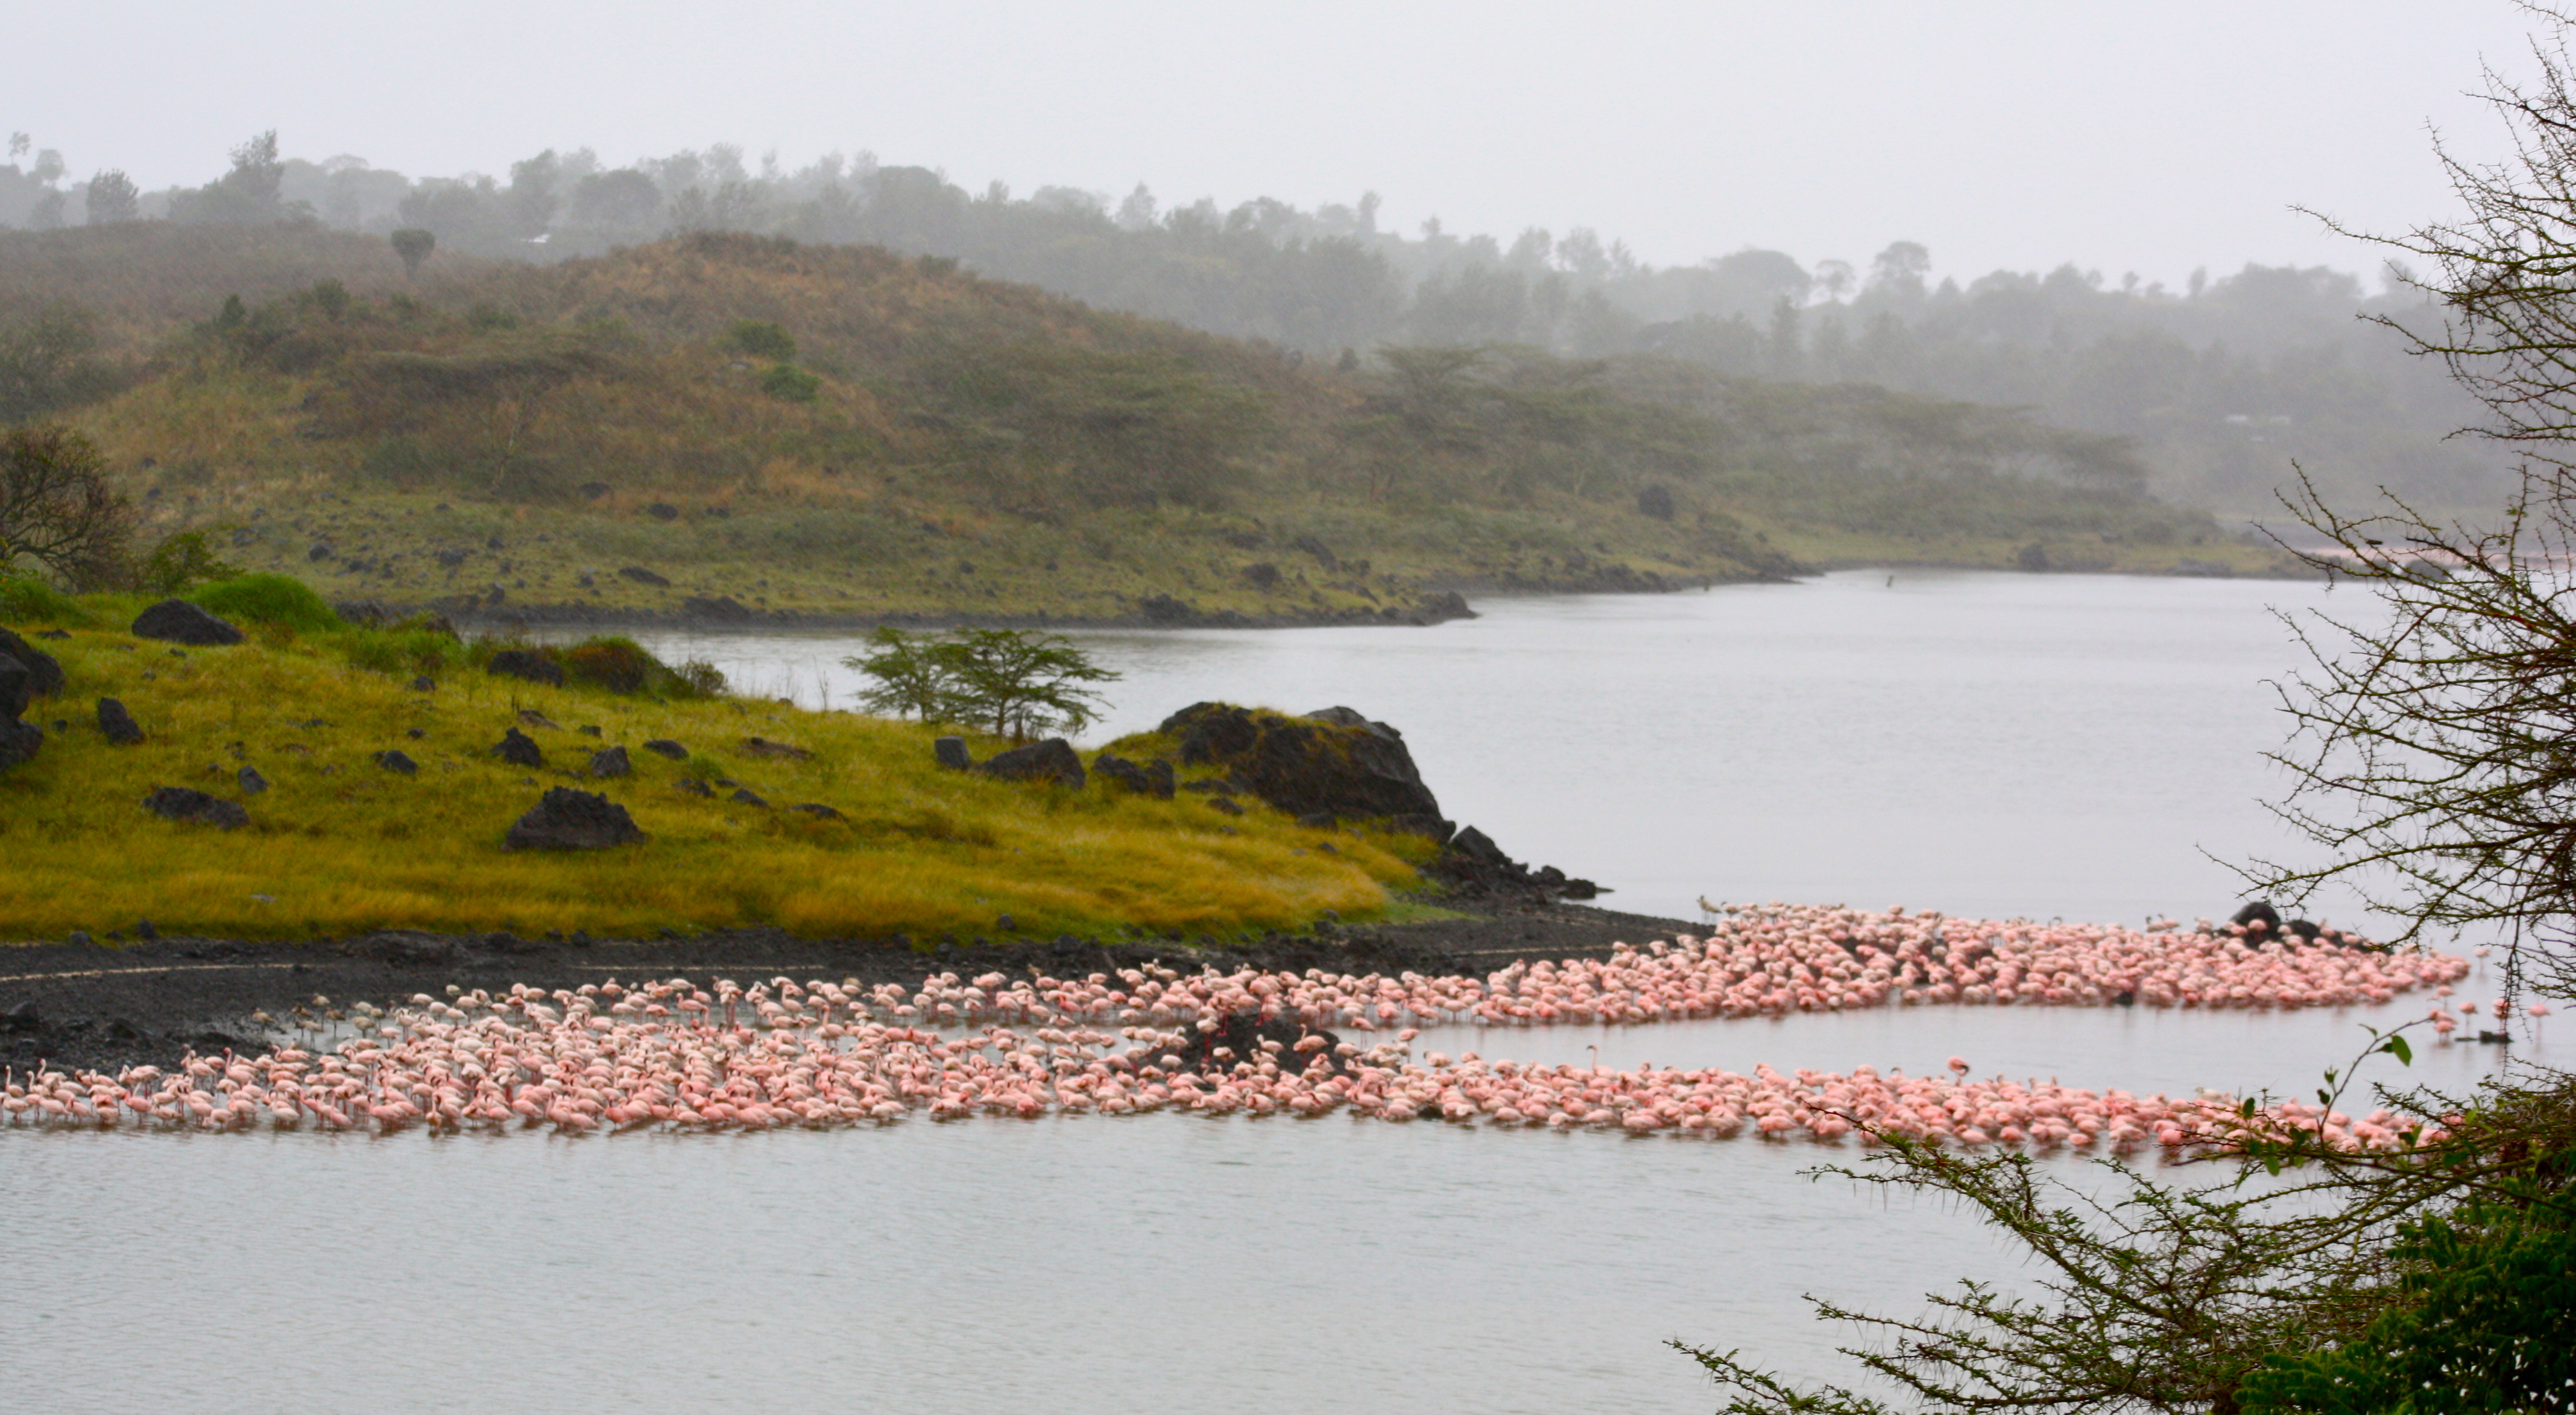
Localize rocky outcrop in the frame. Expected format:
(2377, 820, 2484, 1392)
(933, 737, 974, 771)
(589, 746, 632, 778)
(96, 697, 144, 745)
(504, 787, 646, 850)
(1091, 753, 1176, 798)
(131, 600, 244, 646)
(493, 727, 544, 767)
(978, 738, 1085, 788)
(0, 627, 64, 706)
(1154, 702, 1450, 837)
(142, 786, 248, 830)
(485, 649, 564, 687)
(0, 652, 39, 774)
(1424, 825, 1600, 901)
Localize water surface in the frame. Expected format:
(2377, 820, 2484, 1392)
(14, 570, 2533, 1415)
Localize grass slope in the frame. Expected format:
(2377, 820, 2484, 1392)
(7, 225, 2294, 619)
(0, 595, 1425, 941)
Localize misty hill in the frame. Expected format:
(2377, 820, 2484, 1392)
(2, 223, 2276, 623)
(0, 132, 2496, 518)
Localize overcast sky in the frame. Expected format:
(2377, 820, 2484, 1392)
(2, 1, 2546, 285)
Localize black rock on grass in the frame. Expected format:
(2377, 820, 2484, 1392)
(131, 600, 244, 646)
(504, 786, 646, 851)
(97, 697, 144, 745)
(142, 786, 248, 829)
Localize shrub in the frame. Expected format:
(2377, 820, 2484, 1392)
(1, 424, 133, 588)
(725, 320, 796, 360)
(188, 573, 342, 634)
(760, 362, 821, 403)
(133, 529, 245, 595)
(0, 570, 93, 625)
(342, 623, 464, 678)
(558, 636, 658, 693)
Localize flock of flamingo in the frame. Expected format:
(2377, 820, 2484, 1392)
(2, 903, 2536, 1153)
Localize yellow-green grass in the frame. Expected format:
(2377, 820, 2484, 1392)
(0, 625, 1428, 941)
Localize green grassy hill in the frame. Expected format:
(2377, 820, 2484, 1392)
(0, 590, 1424, 940)
(2, 225, 2294, 621)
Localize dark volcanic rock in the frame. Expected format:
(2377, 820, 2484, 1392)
(1155, 702, 1448, 837)
(790, 802, 845, 821)
(741, 736, 812, 760)
(1425, 825, 1598, 901)
(589, 745, 632, 778)
(492, 727, 543, 767)
(238, 766, 269, 795)
(978, 738, 1085, 789)
(96, 697, 144, 745)
(933, 736, 973, 771)
(642, 739, 688, 760)
(131, 599, 244, 646)
(0, 652, 31, 723)
(374, 749, 419, 776)
(1136, 593, 1196, 624)
(2231, 900, 2282, 934)
(0, 627, 65, 706)
(683, 595, 756, 621)
(142, 786, 248, 830)
(1091, 753, 1176, 799)
(729, 787, 769, 807)
(485, 648, 564, 687)
(675, 777, 714, 797)
(0, 716, 38, 774)
(617, 566, 671, 587)
(504, 787, 645, 850)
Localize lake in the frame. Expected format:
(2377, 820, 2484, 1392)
(5, 570, 2540, 1415)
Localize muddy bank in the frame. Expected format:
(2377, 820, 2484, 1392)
(0, 899, 1705, 1074)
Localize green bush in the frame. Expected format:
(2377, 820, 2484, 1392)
(760, 362, 821, 403)
(339, 617, 464, 678)
(134, 530, 245, 596)
(725, 320, 796, 360)
(0, 572, 93, 625)
(188, 573, 342, 634)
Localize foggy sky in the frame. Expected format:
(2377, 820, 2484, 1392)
(3, 0, 2543, 284)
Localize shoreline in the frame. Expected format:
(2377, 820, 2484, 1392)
(435, 560, 2315, 637)
(0, 899, 1705, 1075)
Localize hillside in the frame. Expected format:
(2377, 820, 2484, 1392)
(0, 591, 1425, 940)
(2, 225, 2293, 621)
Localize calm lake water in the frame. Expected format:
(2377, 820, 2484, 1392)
(5, 571, 2548, 1415)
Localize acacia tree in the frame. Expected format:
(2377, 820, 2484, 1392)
(0, 424, 132, 588)
(846, 627, 1120, 742)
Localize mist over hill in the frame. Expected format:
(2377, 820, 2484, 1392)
(0, 130, 2498, 517)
